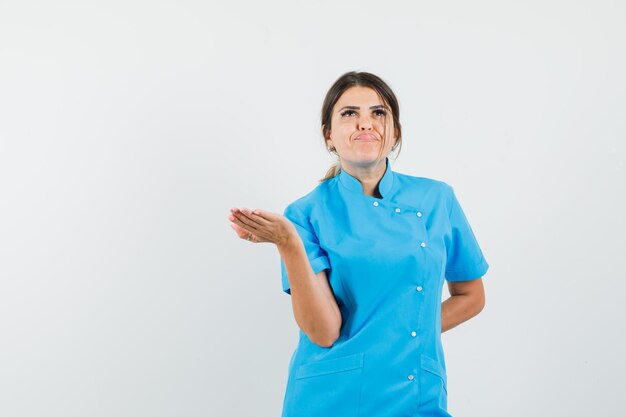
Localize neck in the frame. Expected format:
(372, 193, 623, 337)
(340, 159, 387, 197)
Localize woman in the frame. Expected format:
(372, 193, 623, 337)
(228, 71, 489, 417)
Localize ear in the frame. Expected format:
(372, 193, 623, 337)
(322, 124, 330, 139)
(391, 133, 399, 150)
(323, 125, 332, 141)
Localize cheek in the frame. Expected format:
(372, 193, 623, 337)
(332, 124, 354, 140)
(379, 122, 395, 139)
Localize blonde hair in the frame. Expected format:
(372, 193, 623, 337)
(320, 161, 342, 182)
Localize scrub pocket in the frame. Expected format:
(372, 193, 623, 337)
(287, 352, 364, 417)
(419, 354, 449, 413)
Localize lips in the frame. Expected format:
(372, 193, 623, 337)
(355, 133, 378, 141)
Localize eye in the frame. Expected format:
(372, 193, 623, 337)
(340, 110, 357, 117)
(373, 109, 387, 117)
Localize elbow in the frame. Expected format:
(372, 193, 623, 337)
(311, 331, 340, 348)
(477, 299, 485, 316)
(476, 292, 486, 315)
(299, 308, 343, 348)
(308, 321, 341, 348)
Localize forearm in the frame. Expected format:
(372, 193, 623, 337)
(441, 292, 484, 333)
(278, 238, 341, 347)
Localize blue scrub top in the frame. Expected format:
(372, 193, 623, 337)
(279, 157, 489, 417)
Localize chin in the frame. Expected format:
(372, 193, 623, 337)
(350, 154, 385, 166)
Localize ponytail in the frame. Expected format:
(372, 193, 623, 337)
(319, 161, 341, 183)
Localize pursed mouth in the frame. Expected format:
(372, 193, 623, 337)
(355, 134, 378, 141)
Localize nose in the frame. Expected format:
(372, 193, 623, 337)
(358, 114, 373, 130)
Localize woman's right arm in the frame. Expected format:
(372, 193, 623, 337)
(278, 237, 342, 347)
(229, 207, 342, 347)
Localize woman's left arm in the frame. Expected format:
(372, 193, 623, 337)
(441, 278, 485, 333)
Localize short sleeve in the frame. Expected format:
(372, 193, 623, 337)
(280, 203, 330, 295)
(444, 185, 490, 282)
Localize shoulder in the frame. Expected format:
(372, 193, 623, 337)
(283, 178, 336, 217)
(391, 170, 458, 215)
(392, 170, 453, 198)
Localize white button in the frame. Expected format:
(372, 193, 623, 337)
(416, 286, 423, 292)
(408, 374, 414, 380)
(373, 201, 379, 207)
(416, 211, 422, 218)
(420, 242, 426, 248)
(395, 208, 401, 213)
(411, 331, 417, 337)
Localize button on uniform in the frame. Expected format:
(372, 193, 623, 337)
(408, 374, 415, 381)
(420, 242, 426, 248)
(416, 211, 422, 218)
(411, 331, 417, 337)
(373, 201, 379, 207)
(416, 286, 423, 292)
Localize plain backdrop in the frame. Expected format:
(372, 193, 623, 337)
(1, 1, 625, 416)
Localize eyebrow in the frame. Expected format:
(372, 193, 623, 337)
(338, 105, 387, 112)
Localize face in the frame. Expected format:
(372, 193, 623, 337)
(325, 86, 397, 168)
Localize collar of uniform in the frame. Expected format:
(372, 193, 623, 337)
(338, 157, 395, 198)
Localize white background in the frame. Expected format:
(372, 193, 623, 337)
(1, 1, 625, 416)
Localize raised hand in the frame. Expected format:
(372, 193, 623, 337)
(228, 207, 298, 249)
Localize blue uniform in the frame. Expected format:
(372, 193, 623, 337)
(279, 157, 489, 417)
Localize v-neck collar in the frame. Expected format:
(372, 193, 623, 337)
(338, 157, 395, 199)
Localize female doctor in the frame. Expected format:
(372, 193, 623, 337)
(228, 71, 489, 417)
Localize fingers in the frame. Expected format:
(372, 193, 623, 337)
(230, 223, 259, 242)
(231, 208, 271, 228)
(247, 209, 273, 227)
(229, 213, 260, 235)
(229, 221, 249, 239)
(229, 207, 280, 247)
(249, 208, 274, 221)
